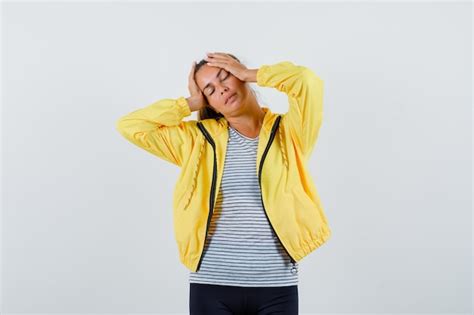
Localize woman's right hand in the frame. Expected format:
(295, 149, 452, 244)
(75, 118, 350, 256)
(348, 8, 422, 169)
(186, 62, 207, 112)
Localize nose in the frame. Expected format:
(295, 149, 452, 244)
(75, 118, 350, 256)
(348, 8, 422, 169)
(220, 86, 230, 103)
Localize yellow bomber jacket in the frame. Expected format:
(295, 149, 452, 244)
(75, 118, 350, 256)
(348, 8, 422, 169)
(116, 61, 332, 272)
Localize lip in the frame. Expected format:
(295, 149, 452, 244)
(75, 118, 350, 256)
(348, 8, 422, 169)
(225, 93, 237, 105)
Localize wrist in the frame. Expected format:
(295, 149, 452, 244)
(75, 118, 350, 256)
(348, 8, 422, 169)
(244, 69, 258, 83)
(186, 96, 202, 112)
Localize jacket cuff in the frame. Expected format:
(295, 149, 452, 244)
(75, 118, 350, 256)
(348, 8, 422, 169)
(176, 96, 192, 118)
(256, 65, 271, 87)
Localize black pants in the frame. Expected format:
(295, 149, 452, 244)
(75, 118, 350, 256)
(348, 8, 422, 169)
(189, 283, 298, 315)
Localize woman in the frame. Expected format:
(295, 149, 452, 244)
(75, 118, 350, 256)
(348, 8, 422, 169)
(116, 52, 332, 314)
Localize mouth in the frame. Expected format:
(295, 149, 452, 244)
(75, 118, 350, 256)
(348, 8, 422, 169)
(225, 93, 237, 105)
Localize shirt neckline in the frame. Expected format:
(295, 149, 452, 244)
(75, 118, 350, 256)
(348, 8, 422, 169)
(229, 126, 259, 141)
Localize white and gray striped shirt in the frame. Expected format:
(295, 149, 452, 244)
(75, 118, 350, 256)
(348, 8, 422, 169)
(188, 125, 299, 287)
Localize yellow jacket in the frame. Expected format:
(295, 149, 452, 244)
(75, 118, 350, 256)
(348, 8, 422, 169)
(116, 61, 332, 272)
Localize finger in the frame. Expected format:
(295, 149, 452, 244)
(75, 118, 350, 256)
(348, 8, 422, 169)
(206, 58, 230, 68)
(209, 52, 230, 57)
(206, 54, 230, 61)
(206, 52, 231, 59)
(189, 62, 195, 77)
(190, 63, 199, 83)
(206, 61, 227, 69)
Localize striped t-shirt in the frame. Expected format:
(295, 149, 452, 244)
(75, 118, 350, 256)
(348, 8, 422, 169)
(188, 125, 299, 287)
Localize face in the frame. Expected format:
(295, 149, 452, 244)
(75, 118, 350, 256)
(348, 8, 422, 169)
(195, 64, 248, 115)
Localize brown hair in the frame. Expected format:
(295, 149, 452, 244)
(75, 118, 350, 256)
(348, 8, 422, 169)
(194, 53, 258, 121)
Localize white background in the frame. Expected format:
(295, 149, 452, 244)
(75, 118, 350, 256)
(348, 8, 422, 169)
(2, 1, 472, 314)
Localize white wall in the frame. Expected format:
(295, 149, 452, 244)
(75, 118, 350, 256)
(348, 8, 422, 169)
(2, 1, 471, 314)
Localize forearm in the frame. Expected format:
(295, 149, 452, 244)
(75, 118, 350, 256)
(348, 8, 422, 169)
(186, 96, 203, 112)
(116, 96, 191, 142)
(244, 69, 258, 83)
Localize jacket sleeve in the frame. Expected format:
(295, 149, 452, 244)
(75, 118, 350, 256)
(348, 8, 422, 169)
(115, 96, 198, 167)
(256, 61, 324, 157)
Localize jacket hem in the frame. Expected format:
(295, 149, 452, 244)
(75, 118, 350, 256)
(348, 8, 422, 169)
(293, 224, 332, 261)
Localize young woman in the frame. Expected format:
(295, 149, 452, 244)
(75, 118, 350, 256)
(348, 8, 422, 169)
(116, 52, 332, 314)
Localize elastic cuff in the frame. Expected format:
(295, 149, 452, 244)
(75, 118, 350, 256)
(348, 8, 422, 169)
(176, 96, 192, 117)
(256, 65, 270, 87)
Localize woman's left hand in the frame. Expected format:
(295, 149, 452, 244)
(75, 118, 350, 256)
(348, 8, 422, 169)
(205, 52, 250, 82)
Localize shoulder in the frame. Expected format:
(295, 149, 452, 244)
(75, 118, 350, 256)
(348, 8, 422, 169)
(196, 117, 228, 136)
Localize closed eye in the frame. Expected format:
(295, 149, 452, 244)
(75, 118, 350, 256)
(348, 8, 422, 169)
(208, 72, 230, 95)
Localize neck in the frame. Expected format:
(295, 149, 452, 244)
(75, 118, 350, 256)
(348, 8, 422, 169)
(226, 97, 265, 137)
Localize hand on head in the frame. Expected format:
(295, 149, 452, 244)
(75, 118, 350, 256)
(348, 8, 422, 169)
(187, 61, 207, 111)
(205, 52, 249, 82)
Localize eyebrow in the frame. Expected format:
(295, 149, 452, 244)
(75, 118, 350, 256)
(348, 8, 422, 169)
(203, 68, 225, 91)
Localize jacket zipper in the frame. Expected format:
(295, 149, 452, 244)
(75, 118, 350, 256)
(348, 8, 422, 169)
(195, 117, 297, 273)
(196, 122, 217, 272)
(257, 116, 298, 273)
